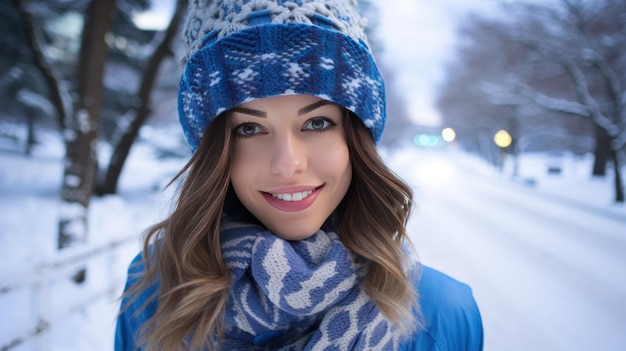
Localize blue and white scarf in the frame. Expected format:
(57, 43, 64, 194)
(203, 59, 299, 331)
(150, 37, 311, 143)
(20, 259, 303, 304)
(219, 221, 411, 350)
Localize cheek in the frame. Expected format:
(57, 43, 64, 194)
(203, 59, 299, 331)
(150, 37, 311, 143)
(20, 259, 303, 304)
(335, 140, 352, 196)
(230, 144, 262, 190)
(338, 150, 352, 188)
(314, 139, 351, 184)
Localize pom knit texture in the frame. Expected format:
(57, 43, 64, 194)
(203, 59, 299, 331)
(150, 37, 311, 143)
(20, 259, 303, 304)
(178, 0, 386, 152)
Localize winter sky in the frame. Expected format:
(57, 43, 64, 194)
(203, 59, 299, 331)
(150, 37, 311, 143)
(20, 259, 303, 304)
(377, 0, 497, 126)
(133, 0, 497, 126)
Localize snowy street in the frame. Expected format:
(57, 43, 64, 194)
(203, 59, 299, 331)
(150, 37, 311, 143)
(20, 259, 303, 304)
(1, 137, 625, 351)
(388, 148, 626, 351)
(3, 0, 625, 348)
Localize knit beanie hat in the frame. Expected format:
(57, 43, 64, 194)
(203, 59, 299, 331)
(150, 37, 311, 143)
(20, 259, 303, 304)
(178, 0, 386, 152)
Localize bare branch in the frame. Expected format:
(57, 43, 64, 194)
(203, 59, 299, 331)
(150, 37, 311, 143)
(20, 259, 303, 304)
(560, 59, 619, 136)
(513, 82, 590, 116)
(15, 0, 69, 129)
(588, 50, 623, 119)
(479, 81, 528, 107)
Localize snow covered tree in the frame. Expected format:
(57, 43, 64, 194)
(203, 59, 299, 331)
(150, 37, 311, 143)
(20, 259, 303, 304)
(57, 0, 119, 249)
(497, 0, 625, 202)
(1, 1, 70, 151)
(95, 0, 187, 195)
(438, 0, 625, 203)
(15, 0, 186, 250)
(436, 13, 588, 167)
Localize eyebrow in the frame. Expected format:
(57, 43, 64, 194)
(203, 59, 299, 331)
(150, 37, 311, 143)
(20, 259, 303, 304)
(230, 107, 266, 118)
(231, 100, 333, 118)
(298, 100, 333, 115)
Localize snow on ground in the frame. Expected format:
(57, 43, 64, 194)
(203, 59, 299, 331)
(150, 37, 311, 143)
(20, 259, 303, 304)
(1, 129, 624, 350)
(384, 146, 626, 351)
(0, 129, 184, 351)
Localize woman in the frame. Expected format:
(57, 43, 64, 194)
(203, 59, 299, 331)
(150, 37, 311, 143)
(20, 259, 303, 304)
(116, 1, 483, 350)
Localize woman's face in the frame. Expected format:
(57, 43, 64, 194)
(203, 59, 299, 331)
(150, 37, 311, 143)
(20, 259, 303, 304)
(229, 94, 352, 240)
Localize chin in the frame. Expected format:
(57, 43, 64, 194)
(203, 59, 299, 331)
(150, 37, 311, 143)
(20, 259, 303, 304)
(268, 223, 321, 241)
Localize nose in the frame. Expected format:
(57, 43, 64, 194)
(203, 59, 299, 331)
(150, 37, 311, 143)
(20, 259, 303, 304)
(270, 133, 306, 177)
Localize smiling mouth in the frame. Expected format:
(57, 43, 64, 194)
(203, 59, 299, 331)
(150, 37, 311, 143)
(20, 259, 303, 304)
(262, 186, 322, 212)
(270, 190, 314, 202)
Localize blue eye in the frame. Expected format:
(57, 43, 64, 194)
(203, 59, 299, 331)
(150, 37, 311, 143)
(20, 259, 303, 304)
(235, 123, 262, 137)
(304, 117, 335, 131)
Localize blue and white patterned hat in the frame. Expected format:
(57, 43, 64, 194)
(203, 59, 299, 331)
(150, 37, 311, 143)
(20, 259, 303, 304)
(178, 0, 386, 152)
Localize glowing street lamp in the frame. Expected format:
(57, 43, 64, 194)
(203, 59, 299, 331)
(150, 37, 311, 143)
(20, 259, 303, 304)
(494, 129, 512, 148)
(441, 127, 456, 142)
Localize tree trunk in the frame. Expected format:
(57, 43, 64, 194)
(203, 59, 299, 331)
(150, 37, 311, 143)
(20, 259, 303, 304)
(592, 125, 610, 177)
(96, 0, 187, 195)
(25, 110, 35, 156)
(610, 148, 624, 203)
(508, 106, 519, 178)
(58, 0, 117, 249)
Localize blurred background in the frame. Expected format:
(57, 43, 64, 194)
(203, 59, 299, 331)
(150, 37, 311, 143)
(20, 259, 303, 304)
(1, 0, 624, 350)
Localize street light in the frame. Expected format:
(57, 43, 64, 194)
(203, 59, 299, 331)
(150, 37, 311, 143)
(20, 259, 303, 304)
(494, 129, 512, 148)
(441, 127, 456, 142)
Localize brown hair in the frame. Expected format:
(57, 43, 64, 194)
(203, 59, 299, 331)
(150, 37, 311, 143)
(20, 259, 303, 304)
(122, 109, 419, 350)
(339, 111, 420, 334)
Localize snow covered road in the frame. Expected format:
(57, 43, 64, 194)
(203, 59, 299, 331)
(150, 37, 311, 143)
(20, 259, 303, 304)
(387, 148, 626, 351)
(2, 139, 624, 350)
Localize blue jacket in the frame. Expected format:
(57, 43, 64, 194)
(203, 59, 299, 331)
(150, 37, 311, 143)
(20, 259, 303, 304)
(116, 255, 483, 350)
(400, 266, 484, 350)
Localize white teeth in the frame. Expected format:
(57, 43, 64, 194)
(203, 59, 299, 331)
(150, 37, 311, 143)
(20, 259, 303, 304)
(272, 190, 313, 202)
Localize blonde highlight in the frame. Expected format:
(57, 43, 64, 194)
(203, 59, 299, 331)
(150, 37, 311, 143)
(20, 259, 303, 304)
(339, 110, 421, 334)
(122, 113, 235, 350)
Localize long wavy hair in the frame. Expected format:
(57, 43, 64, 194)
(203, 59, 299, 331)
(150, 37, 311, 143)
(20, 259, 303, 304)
(122, 108, 419, 350)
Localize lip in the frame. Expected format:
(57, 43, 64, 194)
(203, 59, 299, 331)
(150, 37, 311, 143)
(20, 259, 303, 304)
(262, 185, 323, 212)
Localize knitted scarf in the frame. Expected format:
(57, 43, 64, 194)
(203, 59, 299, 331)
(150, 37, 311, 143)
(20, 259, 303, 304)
(219, 221, 410, 350)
